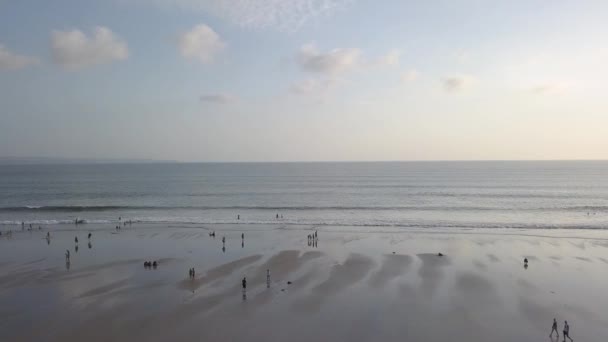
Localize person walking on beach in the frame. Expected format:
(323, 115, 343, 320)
(242, 277, 247, 290)
(563, 321, 573, 342)
(550, 318, 559, 338)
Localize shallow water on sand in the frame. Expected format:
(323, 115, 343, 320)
(1, 224, 608, 341)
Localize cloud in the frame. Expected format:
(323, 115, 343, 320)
(442, 75, 475, 92)
(531, 82, 570, 95)
(137, 0, 350, 31)
(373, 49, 401, 67)
(290, 78, 338, 95)
(297, 43, 361, 75)
(200, 93, 236, 103)
(0, 44, 39, 70)
(401, 69, 419, 82)
(178, 24, 225, 64)
(296, 43, 398, 75)
(51, 27, 128, 69)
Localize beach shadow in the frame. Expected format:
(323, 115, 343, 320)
(417, 253, 450, 298)
(487, 253, 500, 263)
(292, 253, 375, 313)
(368, 254, 412, 289)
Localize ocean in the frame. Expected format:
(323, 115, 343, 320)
(1, 161, 607, 230)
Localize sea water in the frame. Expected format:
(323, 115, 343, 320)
(1, 161, 607, 230)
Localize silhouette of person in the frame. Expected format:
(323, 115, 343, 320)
(75, 245, 79, 253)
(88, 233, 92, 239)
(276, 214, 279, 219)
(75, 236, 78, 244)
(267, 269, 271, 288)
(563, 321, 572, 342)
(550, 318, 559, 338)
(222, 246, 226, 253)
(237, 215, 240, 220)
(241, 233, 244, 240)
(88, 242, 92, 249)
(242, 277, 247, 290)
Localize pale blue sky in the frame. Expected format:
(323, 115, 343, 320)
(1, 0, 607, 161)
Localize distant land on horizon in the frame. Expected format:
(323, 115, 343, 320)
(1, 157, 607, 165)
(0, 157, 178, 165)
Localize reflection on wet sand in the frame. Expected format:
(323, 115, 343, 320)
(368, 254, 412, 288)
(292, 253, 375, 313)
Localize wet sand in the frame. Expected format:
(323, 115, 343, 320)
(1, 224, 608, 341)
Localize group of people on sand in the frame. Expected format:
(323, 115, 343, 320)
(307, 231, 318, 247)
(143, 261, 158, 269)
(188, 268, 196, 279)
(550, 318, 573, 342)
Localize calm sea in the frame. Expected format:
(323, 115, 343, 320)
(1, 161, 607, 229)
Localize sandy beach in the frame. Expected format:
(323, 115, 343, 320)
(1, 224, 608, 341)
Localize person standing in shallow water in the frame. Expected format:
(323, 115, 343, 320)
(550, 318, 559, 338)
(563, 321, 573, 342)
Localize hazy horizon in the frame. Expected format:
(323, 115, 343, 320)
(2, 1, 608, 162)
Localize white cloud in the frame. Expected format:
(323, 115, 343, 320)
(290, 78, 338, 95)
(137, 0, 350, 31)
(0, 44, 39, 70)
(51, 27, 128, 70)
(297, 43, 361, 75)
(531, 82, 570, 95)
(296, 43, 398, 75)
(200, 93, 236, 103)
(401, 69, 419, 82)
(442, 74, 475, 92)
(178, 24, 225, 64)
(373, 49, 401, 67)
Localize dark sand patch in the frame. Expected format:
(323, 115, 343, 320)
(78, 278, 131, 298)
(517, 278, 540, 293)
(250, 250, 323, 287)
(473, 259, 487, 270)
(487, 254, 500, 263)
(454, 272, 496, 301)
(417, 253, 450, 298)
(178, 255, 262, 291)
(368, 254, 412, 288)
(569, 241, 586, 250)
(292, 253, 375, 313)
(21, 258, 46, 266)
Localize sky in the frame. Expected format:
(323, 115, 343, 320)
(1, 0, 607, 162)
